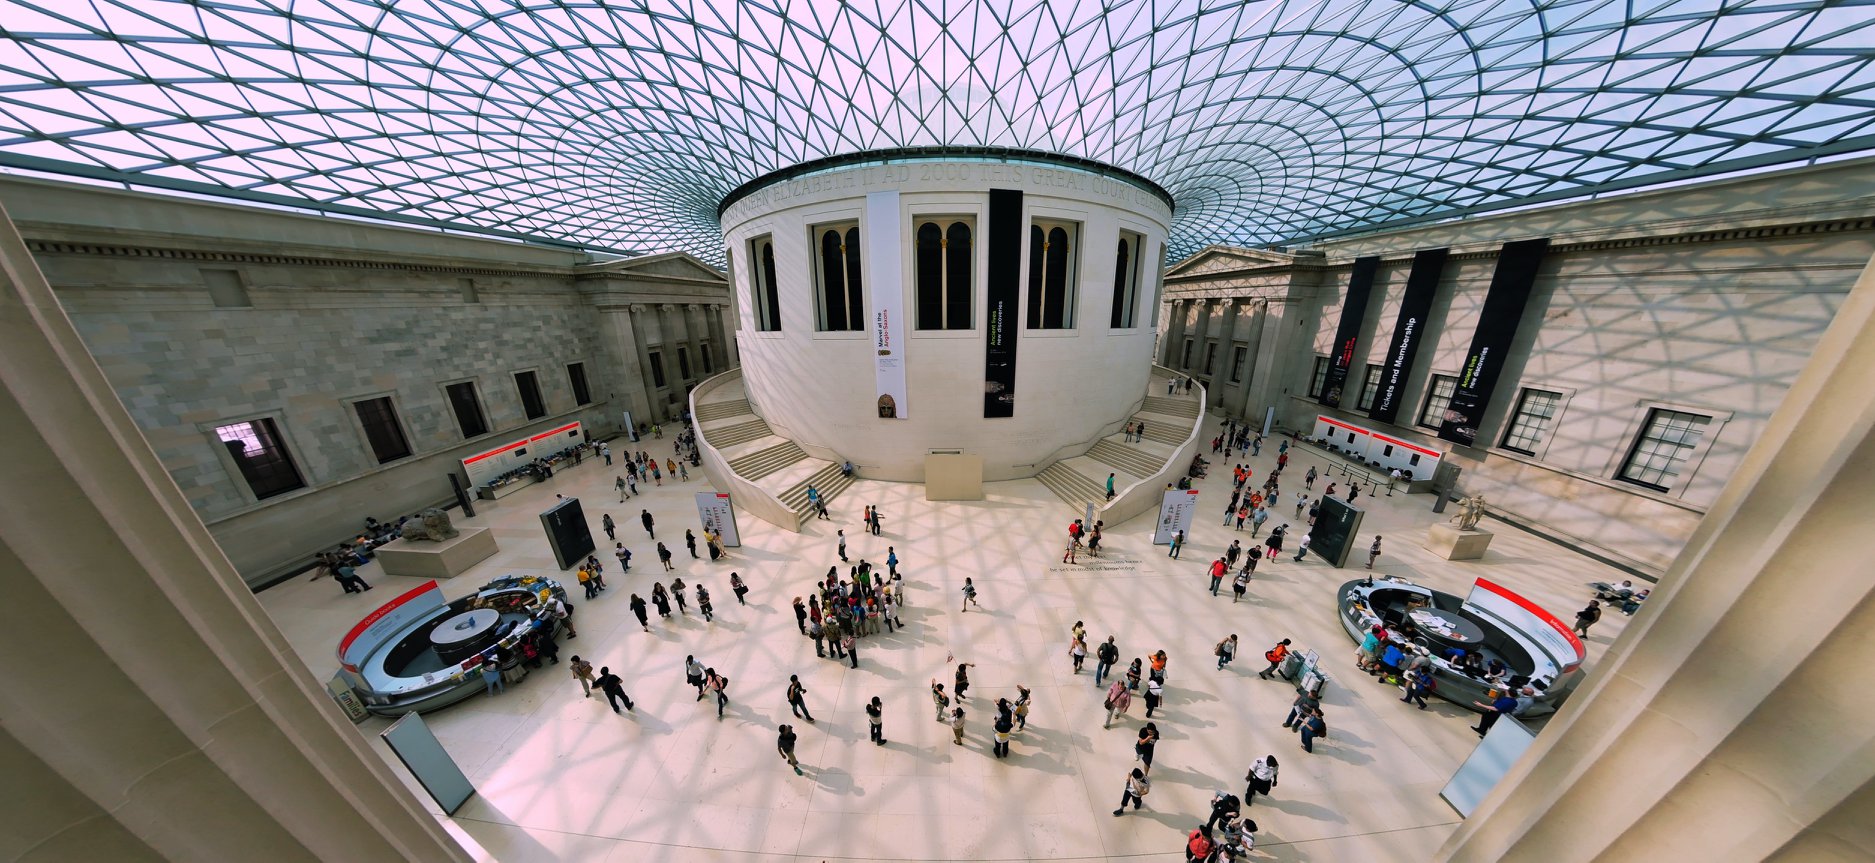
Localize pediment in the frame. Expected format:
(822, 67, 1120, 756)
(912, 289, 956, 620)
(1166, 245, 1296, 277)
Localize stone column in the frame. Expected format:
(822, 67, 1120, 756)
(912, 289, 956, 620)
(1232, 300, 1268, 420)
(661, 303, 691, 385)
(1211, 299, 1239, 383)
(595, 303, 652, 431)
(1440, 252, 1875, 863)
(1161, 299, 1187, 367)
(1184, 299, 1213, 373)
(628, 303, 661, 423)
(0, 201, 469, 862)
(718, 303, 741, 370)
(707, 303, 732, 373)
(682, 303, 708, 378)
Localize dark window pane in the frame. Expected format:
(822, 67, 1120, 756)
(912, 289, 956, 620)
(216, 418, 304, 499)
(760, 241, 781, 331)
(945, 221, 972, 329)
(566, 362, 591, 406)
(820, 229, 847, 331)
(678, 347, 691, 380)
(515, 371, 545, 419)
(353, 397, 411, 464)
(446, 381, 488, 438)
(844, 226, 865, 329)
(1044, 226, 1070, 328)
(1111, 237, 1131, 329)
(1026, 224, 1045, 328)
(701, 344, 714, 374)
(915, 222, 943, 329)
(649, 351, 666, 388)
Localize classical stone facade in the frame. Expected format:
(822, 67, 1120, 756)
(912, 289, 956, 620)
(1158, 157, 1875, 574)
(0, 176, 732, 586)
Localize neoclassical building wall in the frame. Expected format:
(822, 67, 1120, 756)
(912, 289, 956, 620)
(1159, 157, 1875, 574)
(720, 158, 1173, 481)
(0, 176, 732, 585)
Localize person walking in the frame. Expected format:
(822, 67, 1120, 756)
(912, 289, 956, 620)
(685, 528, 698, 559)
(706, 667, 730, 718)
(641, 508, 655, 538)
(949, 706, 967, 746)
(1070, 634, 1088, 674)
(1216, 634, 1239, 670)
(1106, 472, 1117, 501)
(866, 696, 886, 745)
(1281, 687, 1321, 730)
(961, 577, 981, 611)
(480, 660, 503, 697)
(629, 593, 650, 631)
(1095, 636, 1120, 686)
(1232, 568, 1251, 603)
(886, 547, 899, 576)
(1063, 535, 1078, 564)
(594, 666, 633, 713)
(1574, 600, 1603, 637)
(1014, 685, 1032, 731)
(1251, 506, 1269, 537)
(1401, 666, 1435, 709)
(930, 680, 951, 721)
(614, 542, 631, 573)
(332, 562, 371, 594)
(697, 584, 715, 622)
(1103, 679, 1132, 728)
(837, 529, 848, 562)
(1297, 707, 1327, 753)
(1305, 466, 1317, 489)
(601, 513, 616, 541)
(1168, 529, 1184, 559)
(569, 655, 596, 697)
(1471, 691, 1519, 736)
(730, 572, 749, 605)
(615, 475, 628, 502)
(1259, 639, 1292, 679)
(1208, 556, 1228, 595)
(670, 577, 689, 614)
(786, 674, 815, 721)
(1244, 754, 1279, 807)
(1185, 826, 1215, 863)
(1112, 767, 1150, 816)
(1292, 533, 1312, 562)
(684, 655, 708, 700)
(657, 542, 674, 571)
(1143, 676, 1163, 717)
(777, 724, 802, 775)
(1265, 525, 1286, 558)
(1367, 535, 1383, 569)
(953, 662, 976, 702)
(1349, 483, 1361, 503)
(1206, 789, 1243, 834)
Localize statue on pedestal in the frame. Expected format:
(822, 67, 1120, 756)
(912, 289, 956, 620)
(403, 508, 460, 542)
(1450, 494, 1487, 531)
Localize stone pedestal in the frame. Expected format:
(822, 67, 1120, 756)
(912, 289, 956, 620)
(1427, 523, 1494, 560)
(375, 527, 497, 579)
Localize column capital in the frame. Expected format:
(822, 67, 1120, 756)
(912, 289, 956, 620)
(628, 303, 648, 313)
(660, 303, 680, 312)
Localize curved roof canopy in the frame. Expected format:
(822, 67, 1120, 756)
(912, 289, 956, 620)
(0, 0, 1870, 263)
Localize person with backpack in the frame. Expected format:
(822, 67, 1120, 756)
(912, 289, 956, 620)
(960, 577, 980, 611)
(1215, 634, 1238, 670)
(1185, 825, 1215, 863)
(930, 680, 951, 721)
(1111, 767, 1150, 816)
(1103, 679, 1132, 728)
(1206, 789, 1243, 833)
(1297, 707, 1327, 753)
(776, 724, 802, 775)
(1258, 639, 1292, 679)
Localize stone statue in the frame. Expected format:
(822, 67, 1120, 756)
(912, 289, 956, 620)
(403, 508, 460, 542)
(1450, 494, 1487, 531)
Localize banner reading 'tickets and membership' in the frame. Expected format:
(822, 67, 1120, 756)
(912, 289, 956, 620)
(866, 190, 908, 419)
(1367, 248, 1448, 425)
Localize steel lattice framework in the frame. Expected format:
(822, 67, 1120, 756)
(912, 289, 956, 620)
(0, 0, 1871, 263)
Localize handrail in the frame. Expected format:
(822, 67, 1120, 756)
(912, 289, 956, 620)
(1096, 364, 1208, 524)
(688, 368, 802, 533)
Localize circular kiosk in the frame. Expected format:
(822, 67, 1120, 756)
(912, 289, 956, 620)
(337, 574, 570, 715)
(1337, 576, 1585, 714)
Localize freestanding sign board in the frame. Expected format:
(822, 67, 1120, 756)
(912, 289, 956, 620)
(1308, 496, 1365, 568)
(1153, 488, 1200, 545)
(382, 712, 475, 815)
(695, 492, 740, 547)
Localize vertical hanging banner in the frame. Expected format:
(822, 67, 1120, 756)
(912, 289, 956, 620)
(983, 189, 1023, 417)
(1368, 248, 1449, 424)
(1439, 239, 1550, 446)
(865, 190, 908, 418)
(1317, 256, 1380, 408)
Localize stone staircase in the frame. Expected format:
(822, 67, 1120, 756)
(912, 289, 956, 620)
(728, 439, 808, 481)
(1033, 374, 1204, 510)
(780, 461, 856, 525)
(1088, 438, 1161, 477)
(694, 399, 751, 422)
(1035, 462, 1108, 507)
(709, 418, 772, 447)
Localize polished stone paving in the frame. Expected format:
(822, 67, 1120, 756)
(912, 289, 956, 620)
(258, 419, 1634, 861)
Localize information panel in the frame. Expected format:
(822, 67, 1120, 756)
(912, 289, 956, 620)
(1318, 256, 1380, 408)
(695, 492, 740, 547)
(1368, 248, 1448, 425)
(382, 712, 475, 815)
(1439, 239, 1549, 445)
(983, 188, 1023, 417)
(866, 190, 909, 418)
(1307, 495, 1365, 568)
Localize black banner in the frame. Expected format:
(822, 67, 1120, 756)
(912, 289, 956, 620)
(1367, 248, 1448, 425)
(1317, 256, 1380, 408)
(984, 189, 1022, 418)
(1439, 238, 1550, 446)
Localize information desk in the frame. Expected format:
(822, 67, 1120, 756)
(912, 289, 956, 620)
(1409, 607, 1485, 646)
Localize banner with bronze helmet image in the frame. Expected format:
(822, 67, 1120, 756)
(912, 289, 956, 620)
(1318, 256, 1380, 409)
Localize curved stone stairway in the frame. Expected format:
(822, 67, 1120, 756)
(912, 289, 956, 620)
(695, 379, 853, 526)
(1033, 377, 1203, 510)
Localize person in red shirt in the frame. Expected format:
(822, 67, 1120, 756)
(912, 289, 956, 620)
(1209, 557, 1229, 595)
(1186, 825, 1214, 862)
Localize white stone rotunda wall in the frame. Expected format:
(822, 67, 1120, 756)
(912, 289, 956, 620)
(721, 158, 1173, 481)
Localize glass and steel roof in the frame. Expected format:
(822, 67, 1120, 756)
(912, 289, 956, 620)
(0, 0, 1870, 263)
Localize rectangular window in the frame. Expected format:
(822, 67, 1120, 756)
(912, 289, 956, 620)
(1417, 374, 1459, 430)
(1311, 356, 1330, 398)
(445, 381, 488, 439)
(812, 221, 864, 331)
(215, 418, 304, 499)
(649, 350, 666, 388)
(1026, 219, 1080, 329)
(677, 347, 691, 380)
(748, 236, 781, 331)
(701, 343, 714, 374)
(1499, 388, 1561, 455)
(566, 363, 592, 406)
(1111, 230, 1144, 328)
(515, 371, 546, 420)
(1181, 339, 1194, 368)
(1204, 342, 1218, 375)
(1357, 364, 1384, 411)
(351, 397, 411, 464)
(1230, 346, 1248, 383)
(914, 217, 974, 329)
(1619, 408, 1711, 492)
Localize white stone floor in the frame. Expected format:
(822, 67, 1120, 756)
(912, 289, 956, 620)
(258, 418, 1636, 862)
